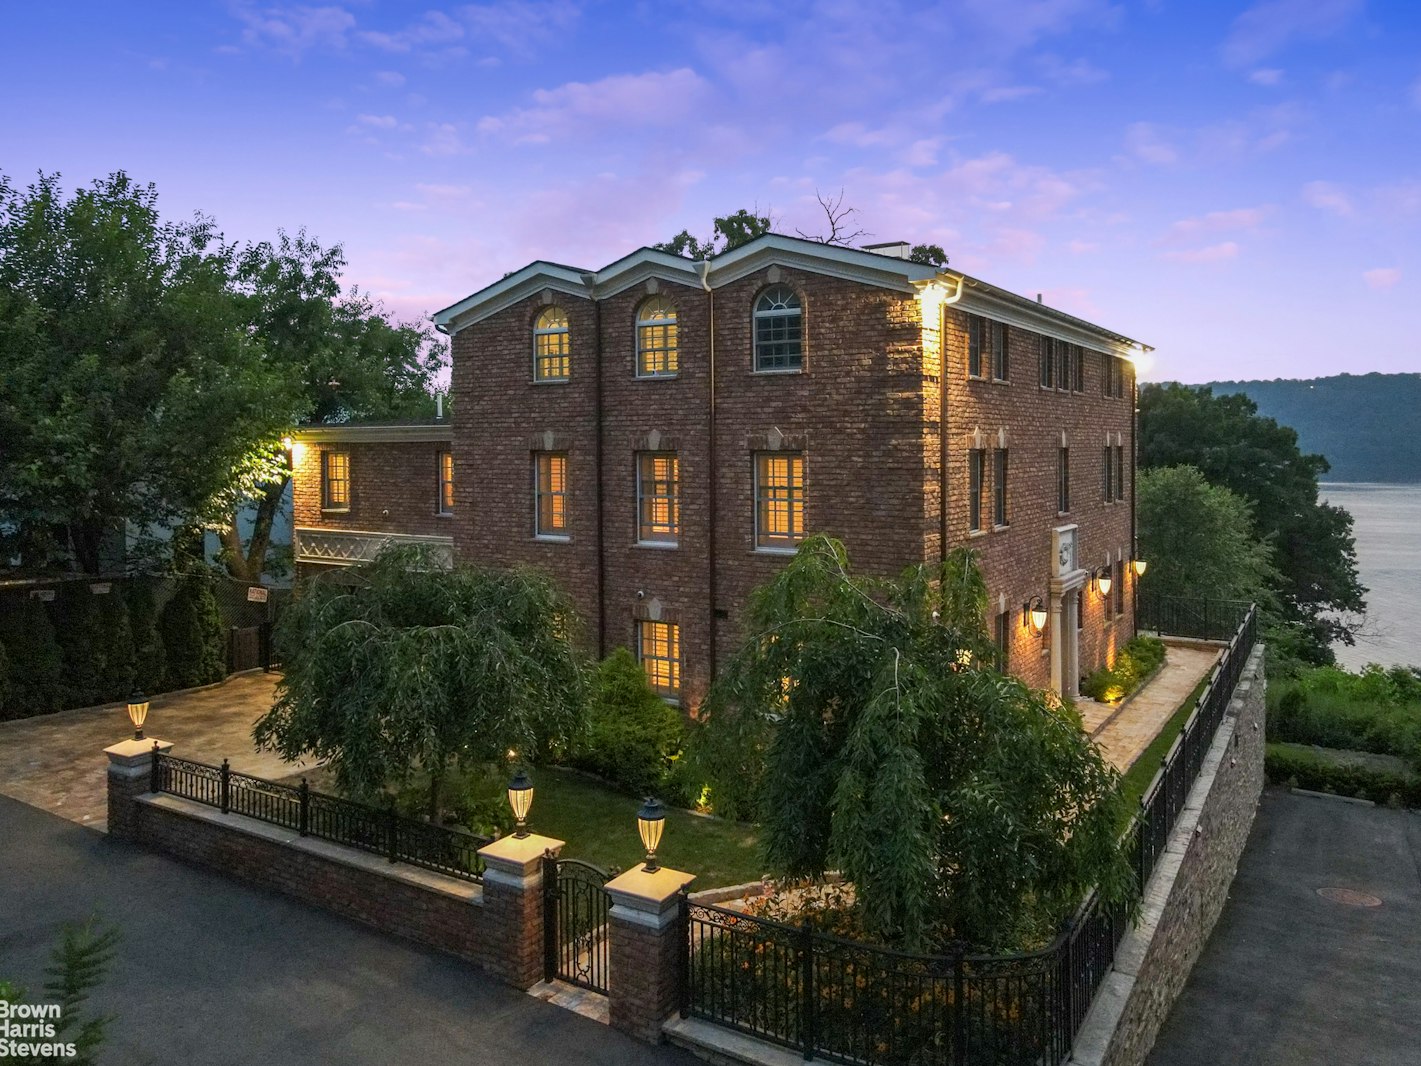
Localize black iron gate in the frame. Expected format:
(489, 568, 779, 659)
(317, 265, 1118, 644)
(543, 856, 614, 993)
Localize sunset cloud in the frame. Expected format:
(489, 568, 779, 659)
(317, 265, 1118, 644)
(1163, 242, 1240, 264)
(1221, 0, 1362, 67)
(1301, 180, 1354, 216)
(477, 68, 710, 143)
(1363, 268, 1401, 290)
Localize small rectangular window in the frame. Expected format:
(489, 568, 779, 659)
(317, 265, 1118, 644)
(968, 315, 984, 378)
(1115, 559, 1126, 616)
(437, 451, 454, 515)
(322, 451, 350, 510)
(1039, 337, 1054, 389)
(1058, 447, 1071, 513)
(1103, 446, 1114, 503)
(993, 449, 1008, 526)
(534, 451, 569, 537)
(638, 619, 681, 700)
(1057, 343, 1072, 393)
(755, 452, 805, 551)
(994, 610, 1010, 671)
(1114, 445, 1126, 502)
(991, 322, 1009, 381)
(637, 452, 679, 544)
(1073, 344, 1085, 392)
(968, 449, 985, 532)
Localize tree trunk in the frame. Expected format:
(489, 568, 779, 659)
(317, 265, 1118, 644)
(221, 476, 289, 582)
(427, 762, 445, 824)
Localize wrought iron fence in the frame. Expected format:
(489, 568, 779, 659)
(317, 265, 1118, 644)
(682, 603, 1259, 1066)
(1135, 595, 1253, 643)
(150, 752, 488, 882)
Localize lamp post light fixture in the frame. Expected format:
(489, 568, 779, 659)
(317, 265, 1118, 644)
(126, 692, 150, 741)
(1131, 558, 1148, 578)
(636, 797, 666, 873)
(1096, 567, 1113, 598)
(1023, 596, 1048, 633)
(507, 770, 534, 838)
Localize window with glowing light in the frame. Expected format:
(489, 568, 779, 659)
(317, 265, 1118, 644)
(322, 451, 350, 510)
(534, 451, 569, 537)
(533, 305, 570, 381)
(637, 452, 679, 544)
(638, 620, 681, 700)
(438, 451, 454, 514)
(636, 295, 679, 377)
(753, 286, 803, 372)
(755, 452, 805, 551)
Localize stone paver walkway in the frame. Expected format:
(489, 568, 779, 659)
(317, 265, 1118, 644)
(1082, 643, 1221, 772)
(0, 672, 313, 828)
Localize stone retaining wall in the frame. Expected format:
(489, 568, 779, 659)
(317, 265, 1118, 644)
(1068, 644, 1267, 1066)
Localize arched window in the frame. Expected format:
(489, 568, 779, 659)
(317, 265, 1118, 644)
(636, 295, 678, 377)
(533, 305, 570, 381)
(753, 286, 802, 372)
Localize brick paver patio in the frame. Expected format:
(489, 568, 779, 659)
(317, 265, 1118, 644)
(0, 671, 311, 828)
(1079, 642, 1222, 772)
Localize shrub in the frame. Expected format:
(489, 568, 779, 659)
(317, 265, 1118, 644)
(1082, 635, 1167, 703)
(0, 594, 65, 718)
(125, 579, 166, 694)
(159, 577, 226, 690)
(0, 639, 9, 712)
(1265, 744, 1421, 808)
(574, 647, 684, 797)
(51, 585, 106, 708)
(1268, 665, 1421, 771)
(94, 587, 136, 700)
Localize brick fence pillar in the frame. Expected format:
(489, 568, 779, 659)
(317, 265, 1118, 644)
(476, 833, 564, 990)
(103, 738, 172, 841)
(605, 865, 696, 1044)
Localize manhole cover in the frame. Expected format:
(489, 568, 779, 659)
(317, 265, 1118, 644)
(1317, 887, 1383, 907)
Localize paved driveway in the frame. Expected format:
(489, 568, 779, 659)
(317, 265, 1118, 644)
(0, 795, 694, 1066)
(1150, 790, 1421, 1066)
(0, 673, 311, 827)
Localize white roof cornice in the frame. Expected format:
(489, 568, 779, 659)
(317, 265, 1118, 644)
(434, 261, 590, 334)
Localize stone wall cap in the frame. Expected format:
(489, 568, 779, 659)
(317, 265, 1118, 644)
(478, 833, 565, 875)
(606, 865, 696, 910)
(104, 738, 173, 766)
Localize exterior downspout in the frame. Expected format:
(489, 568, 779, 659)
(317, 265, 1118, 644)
(919, 275, 965, 564)
(1131, 361, 1139, 635)
(697, 259, 717, 691)
(582, 274, 607, 660)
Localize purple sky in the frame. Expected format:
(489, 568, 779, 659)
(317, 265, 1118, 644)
(4, 1, 1419, 383)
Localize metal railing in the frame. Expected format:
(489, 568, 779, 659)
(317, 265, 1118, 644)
(682, 603, 1260, 1065)
(150, 752, 489, 882)
(1135, 595, 1253, 643)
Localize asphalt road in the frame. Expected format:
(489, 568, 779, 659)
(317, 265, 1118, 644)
(1150, 789, 1421, 1066)
(0, 794, 696, 1066)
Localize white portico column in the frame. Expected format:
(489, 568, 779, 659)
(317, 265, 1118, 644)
(1049, 593, 1067, 696)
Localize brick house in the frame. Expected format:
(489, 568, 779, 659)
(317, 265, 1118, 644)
(289, 420, 455, 571)
(419, 234, 1147, 707)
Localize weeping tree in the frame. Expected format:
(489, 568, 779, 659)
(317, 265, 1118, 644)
(699, 536, 1134, 953)
(254, 546, 585, 818)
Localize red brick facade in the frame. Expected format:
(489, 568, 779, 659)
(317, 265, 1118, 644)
(436, 239, 1144, 705)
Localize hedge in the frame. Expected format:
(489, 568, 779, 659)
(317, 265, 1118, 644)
(0, 595, 64, 718)
(572, 647, 685, 799)
(1082, 634, 1167, 703)
(125, 580, 166, 695)
(51, 585, 106, 708)
(158, 578, 226, 690)
(1265, 743, 1421, 808)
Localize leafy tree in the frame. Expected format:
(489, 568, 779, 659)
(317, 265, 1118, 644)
(1139, 383, 1365, 663)
(654, 207, 774, 260)
(158, 577, 225, 690)
(93, 588, 136, 701)
(218, 230, 446, 582)
(0, 595, 64, 718)
(0, 918, 119, 1066)
(1136, 466, 1278, 604)
(575, 647, 684, 797)
(51, 586, 105, 708)
(700, 536, 1133, 952)
(0, 170, 295, 573)
(124, 579, 165, 694)
(909, 243, 949, 266)
(253, 546, 585, 818)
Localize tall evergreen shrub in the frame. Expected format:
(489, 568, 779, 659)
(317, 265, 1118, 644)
(95, 588, 136, 700)
(159, 578, 226, 690)
(0, 594, 65, 718)
(51, 585, 106, 708)
(125, 580, 166, 694)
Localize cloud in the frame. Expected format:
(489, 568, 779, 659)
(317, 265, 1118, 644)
(477, 68, 711, 143)
(358, 10, 463, 53)
(355, 113, 398, 129)
(1301, 180, 1353, 216)
(374, 70, 406, 87)
(1363, 268, 1401, 290)
(980, 85, 1042, 103)
(461, 0, 581, 57)
(1221, 0, 1362, 68)
(1067, 239, 1099, 254)
(1036, 54, 1110, 86)
(1249, 68, 1283, 86)
(1124, 122, 1178, 165)
(232, 3, 356, 57)
(422, 122, 470, 156)
(1162, 242, 1239, 264)
(1161, 206, 1270, 244)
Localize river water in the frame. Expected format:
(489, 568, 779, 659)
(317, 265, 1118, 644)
(1320, 483, 1421, 671)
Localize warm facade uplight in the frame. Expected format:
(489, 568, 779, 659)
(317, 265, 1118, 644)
(1097, 568, 1113, 597)
(126, 691, 150, 740)
(637, 797, 666, 872)
(507, 770, 534, 838)
(1132, 558, 1148, 578)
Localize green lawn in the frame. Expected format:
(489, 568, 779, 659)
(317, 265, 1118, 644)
(1117, 675, 1211, 815)
(532, 766, 765, 888)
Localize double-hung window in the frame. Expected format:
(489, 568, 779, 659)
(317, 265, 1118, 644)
(994, 610, 1010, 671)
(1103, 446, 1114, 502)
(1073, 344, 1085, 391)
(1039, 337, 1054, 389)
(638, 620, 681, 701)
(438, 451, 454, 515)
(1057, 447, 1071, 513)
(968, 315, 985, 379)
(755, 452, 805, 551)
(534, 451, 569, 538)
(322, 451, 350, 511)
(1114, 445, 1126, 502)
(993, 449, 1009, 526)
(991, 322, 1009, 381)
(636, 452, 679, 545)
(968, 448, 985, 532)
(636, 296, 678, 377)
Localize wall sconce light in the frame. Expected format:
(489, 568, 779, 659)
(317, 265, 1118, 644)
(1023, 596, 1047, 632)
(1131, 558, 1148, 578)
(637, 797, 666, 872)
(1096, 567, 1113, 598)
(126, 691, 150, 740)
(507, 770, 534, 838)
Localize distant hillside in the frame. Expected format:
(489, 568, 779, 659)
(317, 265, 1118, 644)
(1198, 372, 1421, 484)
